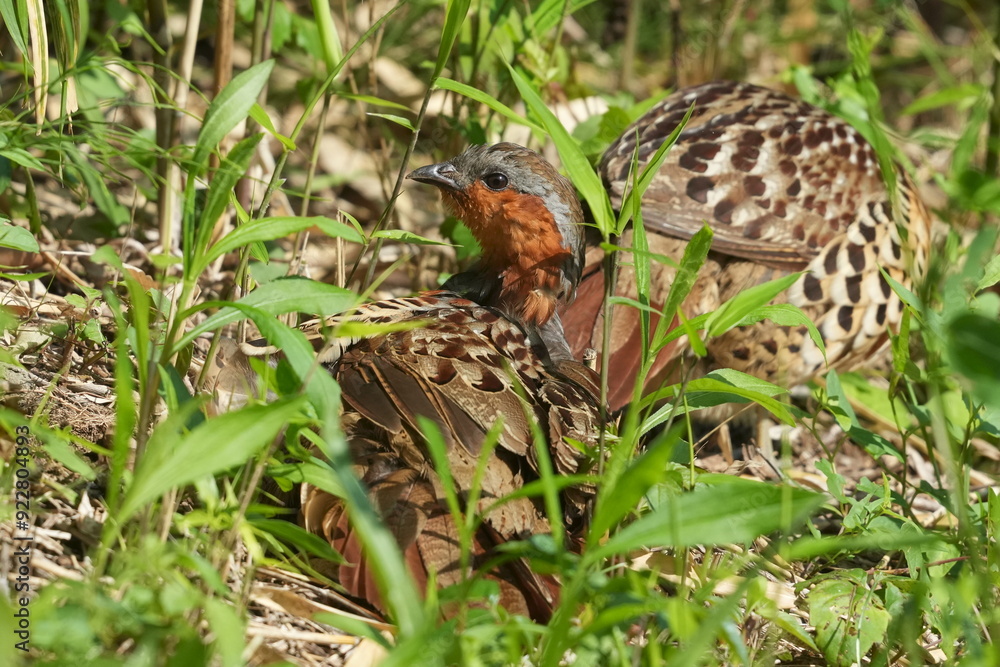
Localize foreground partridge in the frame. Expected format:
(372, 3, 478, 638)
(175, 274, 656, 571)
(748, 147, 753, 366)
(212, 144, 601, 621)
(560, 81, 932, 411)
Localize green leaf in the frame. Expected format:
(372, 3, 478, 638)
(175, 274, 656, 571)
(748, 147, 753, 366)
(371, 229, 455, 246)
(252, 518, 345, 563)
(977, 253, 1000, 293)
(119, 397, 306, 522)
(64, 148, 130, 226)
(204, 597, 245, 667)
(249, 103, 296, 150)
(526, 0, 599, 34)
(196, 134, 264, 254)
(615, 102, 694, 235)
(340, 93, 411, 111)
(314, 423, 426, 635)
(736, 303, 825, 360)
(199, 215, 363, 275)
(589, 427, 680, 543)
(435, 0, 473, 77)
(367, 112, 415, 131)
(267, 458, 346, 499)
(592, 476, 824, 559)
(900, 84, 982, 116)
(34, 425, 98, 480)
(705, 271, 803, 337)
(0, 224, 39, 252)
(0, 148, 45, 171)
(507, 65, 616, 236)
(312, 0, 343, 72)
(808, 574, 890, 667)
(434, 77, 544, 132)
(640, 371, 794, 432)
(0, 0, 29, 57)
(947, 312, 1000, 409)
(193, 60, 276, 168)
(177, 277, 358, 348)
(659, 225, 712, 335)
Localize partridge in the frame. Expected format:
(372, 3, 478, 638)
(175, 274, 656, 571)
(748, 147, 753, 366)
(560, 81, 932, 412)
(211, 144, 602, 621)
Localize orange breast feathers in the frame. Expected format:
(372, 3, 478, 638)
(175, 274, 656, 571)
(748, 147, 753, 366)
(442, 182, 572, 326)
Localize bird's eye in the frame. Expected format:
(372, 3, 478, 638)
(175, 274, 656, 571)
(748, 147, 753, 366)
(482, 173, 509, 191)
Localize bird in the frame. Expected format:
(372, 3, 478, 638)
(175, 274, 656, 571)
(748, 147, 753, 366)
(208, 143, 603, 621)
(559, 81, 932, 418)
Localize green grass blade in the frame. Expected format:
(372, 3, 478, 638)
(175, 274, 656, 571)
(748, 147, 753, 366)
(119, 396, 307, 522)
(507, 65, 616, 236)
(192, 60, 275, 168)
(434, 77, 545, 132)
(591, 477, 825, 560)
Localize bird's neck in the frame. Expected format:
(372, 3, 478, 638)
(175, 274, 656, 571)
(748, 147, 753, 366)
(442, 261, 576, 363)
(445, 255, 570, 324)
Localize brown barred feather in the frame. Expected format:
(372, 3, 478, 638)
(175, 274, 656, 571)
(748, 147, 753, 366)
(560, 81, 932, 412)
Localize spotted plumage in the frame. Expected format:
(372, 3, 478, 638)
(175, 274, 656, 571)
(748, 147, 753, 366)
(207, 144, 601, 621)
(561, 81, 932, 410)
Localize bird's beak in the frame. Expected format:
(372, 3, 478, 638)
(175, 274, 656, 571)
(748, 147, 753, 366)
(406, 162, 460, 190)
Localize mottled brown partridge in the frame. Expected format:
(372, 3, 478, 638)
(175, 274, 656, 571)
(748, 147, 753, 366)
(561, 81, 932, 411)
(209, 144, 602, 621)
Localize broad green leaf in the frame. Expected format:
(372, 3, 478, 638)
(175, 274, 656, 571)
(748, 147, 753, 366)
(640, 371, 794, 432)
(598, 241, 678, 269)
(0, 224, 39, 252)
(825, 369, 859, 430)
(64, 148, 130, 226)
(615, 102, 694, 235)
(773, 611, 820, 652)
(267, 458, 346, 499)
(592, 476, 824, 559)
(659, 225, 712, 341)
(200, 215, 363, 275)
(30, 422, 98, 480)
(977, 253, 1000, 293)
(120, 396, 306, 521)
(314, 423, 426, 635)
(0, 148, 45, 171)
(193, 60, 275, 168)
(0, 271, 47, 281)
(229, 304, 343, 418)
(808, 574, 890, 667)
(526, 0, 599, 34)
(176, 277, 358, 348)
(196, 134, 263, 254)
(589, 427, 680, 544)
(332, 318, 429, 340)
(901, 84, 982, 116)
(879, 266, 922, 311)
(705, 271, 803, 337)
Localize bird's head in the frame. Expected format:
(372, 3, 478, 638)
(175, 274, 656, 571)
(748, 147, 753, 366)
(407, 143, 584, 327)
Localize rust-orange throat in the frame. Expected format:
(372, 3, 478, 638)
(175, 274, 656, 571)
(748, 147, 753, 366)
(407, 143, 585, 328)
